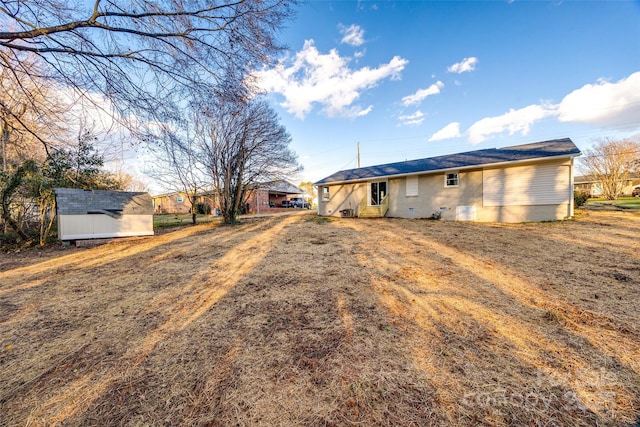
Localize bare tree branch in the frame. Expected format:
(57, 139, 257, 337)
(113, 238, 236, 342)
(580, 138, 640, 200)
(0, 0, 295, 148)
(193, 97, 299, 224)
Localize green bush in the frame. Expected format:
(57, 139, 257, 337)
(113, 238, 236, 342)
(195, 203, 211, 215)
(0, 231, 20, 246)
(574, 191, 589, 207)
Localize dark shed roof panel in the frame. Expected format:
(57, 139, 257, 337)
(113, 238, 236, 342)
(55, 188, 154, 215)
(315, 138, 580, 185)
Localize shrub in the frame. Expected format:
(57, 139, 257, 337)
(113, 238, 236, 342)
(0, 231, 20, 247)
(574, 191, 589, 208)
(195, 203, 211, 215)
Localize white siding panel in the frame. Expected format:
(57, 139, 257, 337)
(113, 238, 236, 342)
(406, 176, 419, 196)
(58, 214, 153, 240)
(483, 164, 570, 207)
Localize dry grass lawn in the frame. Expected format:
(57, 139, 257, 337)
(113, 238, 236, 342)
(1, 209, 639, 426)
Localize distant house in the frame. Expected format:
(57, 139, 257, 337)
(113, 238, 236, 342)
(315, 138, 581, 223)
(574, 175, 640, 197)
(246, 180, 305, 213)
(152, 191, 217, 214)
(55, 188, 154, 241)
(151, 181, 304, 215)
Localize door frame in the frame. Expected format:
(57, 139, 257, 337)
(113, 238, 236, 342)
(368, 180, 388, 206)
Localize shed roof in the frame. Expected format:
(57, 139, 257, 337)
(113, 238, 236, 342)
(55, 188, 154, 216)
(315, 138, 581, 185)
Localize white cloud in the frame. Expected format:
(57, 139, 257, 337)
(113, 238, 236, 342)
(348, 105, 374, 117)
(429, 122, 461, 141)
(354, 50, 366, 59)
(455, 71, 640, 145)
(466, 104, 556, 144)
(447, 57, 478, 74)
(255, 40, 408, 119)
(339, 24, 365, 46)
(399, 110, 425, 126)
(557, 72, 640, 130)
(401, 81, 444, 106)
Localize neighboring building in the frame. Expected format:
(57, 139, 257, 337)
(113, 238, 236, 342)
(152, 191, 217, 214)
(151, 181, 305, 215)
(315, 138, 581, 223)
(574, 175, 640, 197)
(152, 192, 192, 214)
(246, 180, 305, 213)
(55, 188, 154, 241)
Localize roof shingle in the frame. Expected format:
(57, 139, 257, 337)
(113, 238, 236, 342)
(315, 138, 580, 185)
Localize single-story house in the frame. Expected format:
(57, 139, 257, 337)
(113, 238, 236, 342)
(152, 190, 217, 214)
(314, 138, 581, 223)
(55, 188, 154, 241)
(574, 175, 640, 197)
(245, 180, 305, 213)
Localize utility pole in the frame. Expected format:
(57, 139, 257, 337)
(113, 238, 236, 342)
(357, 142, 360, 168)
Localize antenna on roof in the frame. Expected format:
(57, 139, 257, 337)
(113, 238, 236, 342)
(357, 142, 361, 168)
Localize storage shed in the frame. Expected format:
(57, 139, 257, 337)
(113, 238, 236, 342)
(55, 188, 154, 241)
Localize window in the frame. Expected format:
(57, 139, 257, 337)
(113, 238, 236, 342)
(176, 196, 184, 203)
(406, 176, 419, 197)
(445, 172, 459, 187)
(322, 186, 330, 201)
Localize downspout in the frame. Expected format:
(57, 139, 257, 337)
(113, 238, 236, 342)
(569, 157, 575, 219)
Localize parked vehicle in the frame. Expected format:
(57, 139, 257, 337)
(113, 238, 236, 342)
(289, 197, 311, 209)
(633, 187, 640, 197)
(281, 200, 291, 208)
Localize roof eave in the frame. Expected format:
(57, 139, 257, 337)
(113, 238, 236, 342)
(316, 152, 581, 186)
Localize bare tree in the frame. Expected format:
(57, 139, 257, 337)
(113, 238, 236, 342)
(298, 181, 316, 205)
(109, 164, 150, 192)
(0, 52, 71, 234)
(150, 121, 210, 224)
(197, 98, 298, 224)
(0, 0, 295, 150)
(580, 138, 640, 200)
(0, 52, 67, 170)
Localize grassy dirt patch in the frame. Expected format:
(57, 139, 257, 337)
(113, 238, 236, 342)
(1, 210, 639, 426)
(586, 197, 640, 211)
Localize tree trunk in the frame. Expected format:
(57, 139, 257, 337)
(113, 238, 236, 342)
(38, 195, 57, 246)
(1, 161, 36, 243)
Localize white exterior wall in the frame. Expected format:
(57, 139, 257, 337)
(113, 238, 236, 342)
(317, 182, 367, 216)
(317, 158, 575, 223)
(58, 214, 154, 240)
(483, 164, 571, 206)
(388, 170, 483, 220)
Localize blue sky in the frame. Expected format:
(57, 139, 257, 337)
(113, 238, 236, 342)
(253, 0, 640, 184)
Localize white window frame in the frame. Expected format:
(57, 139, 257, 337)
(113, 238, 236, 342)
(445, 172, 459, 188)
(322, 186, 330, 201)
